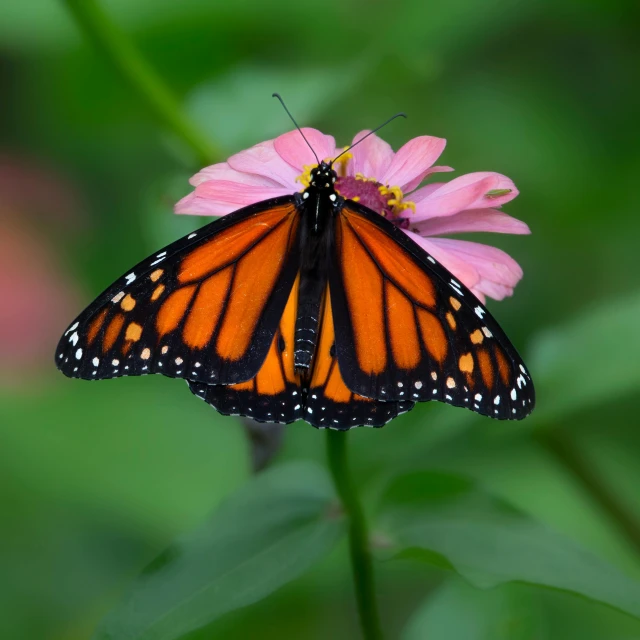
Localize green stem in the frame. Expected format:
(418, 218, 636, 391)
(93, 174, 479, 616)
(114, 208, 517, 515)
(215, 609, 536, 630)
(62, 0, 218, 166)
(326, 430, 383, 640)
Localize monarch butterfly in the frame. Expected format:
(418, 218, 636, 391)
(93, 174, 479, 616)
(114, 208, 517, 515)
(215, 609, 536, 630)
(56, 111, 534, 429)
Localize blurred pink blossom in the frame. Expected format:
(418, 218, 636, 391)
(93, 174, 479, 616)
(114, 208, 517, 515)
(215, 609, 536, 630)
(176, 128, 530, 302)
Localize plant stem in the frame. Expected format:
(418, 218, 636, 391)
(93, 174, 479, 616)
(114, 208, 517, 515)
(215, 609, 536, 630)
(537, 430, 640, 555)
(326, 430, 383, 640)
(62, 0, 218, 166)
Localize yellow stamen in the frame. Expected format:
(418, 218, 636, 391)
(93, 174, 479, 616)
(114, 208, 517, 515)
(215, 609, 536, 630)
(378, 184, 416, 215)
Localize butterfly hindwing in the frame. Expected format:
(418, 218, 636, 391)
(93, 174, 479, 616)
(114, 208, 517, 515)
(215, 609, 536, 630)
(329, 202, 534, 420)
(56, 197, 301, 386)
(304, 286, 415, 428)
(188, 276, 304, 423)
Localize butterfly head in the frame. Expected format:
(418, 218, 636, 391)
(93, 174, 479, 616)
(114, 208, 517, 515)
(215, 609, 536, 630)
(309, 162, 337, 190)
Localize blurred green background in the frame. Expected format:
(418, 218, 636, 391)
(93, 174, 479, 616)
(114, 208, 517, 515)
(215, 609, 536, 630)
(1, 0, 640, 638)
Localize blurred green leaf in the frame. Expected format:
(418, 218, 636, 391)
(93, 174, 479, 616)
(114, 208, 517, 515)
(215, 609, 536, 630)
(403, 579, 540, 640)
(186, 62, 364, 152)
(529, 291, 640, 423)
(403, 579, 640, 640)
(93, 461, 344, 640)
(377, 471, 640, 620)
(0, 377, 248, 536)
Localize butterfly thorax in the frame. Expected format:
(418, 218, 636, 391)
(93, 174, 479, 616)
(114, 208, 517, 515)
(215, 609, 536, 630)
(293, 162, 343, 373)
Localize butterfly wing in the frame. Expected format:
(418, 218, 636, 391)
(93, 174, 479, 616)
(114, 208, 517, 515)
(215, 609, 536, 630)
(189, 280, 414, 429)
(304, 285, 415, 428)
(56, 197, 301, 385)
(329, 202, 535, 420)
(188, 275, 304, 423)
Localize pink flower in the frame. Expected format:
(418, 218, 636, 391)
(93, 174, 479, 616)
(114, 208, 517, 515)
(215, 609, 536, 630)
(176, 128, 530, 302)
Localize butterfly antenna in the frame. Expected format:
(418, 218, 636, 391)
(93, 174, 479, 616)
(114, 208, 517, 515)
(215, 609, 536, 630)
(272, 93, 320, 164)
(332, 112, 407, 165)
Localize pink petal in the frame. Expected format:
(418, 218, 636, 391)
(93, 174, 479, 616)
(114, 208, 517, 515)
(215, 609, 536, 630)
(227, 140, 299, 188)
(403, 230, 480, 291)
(429, 237, 523, 300)
(274, 128, 337, 170)
(411, 173, 501, 222)
(175, 181, 289, 216)
(189, 162, 278, 188)
(412, 208, 531, 236)
(380, 136, 446, 191)
(347, 131, 394, 178)
(403, 165, 454, 193)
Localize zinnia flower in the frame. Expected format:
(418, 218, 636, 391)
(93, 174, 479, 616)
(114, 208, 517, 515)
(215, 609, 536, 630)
(176, 128, 530, 303)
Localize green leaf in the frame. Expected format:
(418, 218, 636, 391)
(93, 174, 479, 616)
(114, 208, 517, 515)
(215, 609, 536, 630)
(528, 291, 640, 423)
(93, 461, 344, 640)
(186, 62, 363, 151)
(377, 471, 640, 620)
(0, 377, 248, 535)
(404, 580, 640, 640)
(403, 580, 540, 640)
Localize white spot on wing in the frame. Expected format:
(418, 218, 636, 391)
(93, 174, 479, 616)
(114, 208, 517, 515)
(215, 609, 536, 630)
(475, 306, 485, 319)
(112, 291, 125, 303)
(125, 273, 136, 285)
(69, 332, 79, 346)
(75, 348, 83, 360)
(188, 232, 197, 239)
(92, 357, 99, 367)
(65, 322, 79, 335)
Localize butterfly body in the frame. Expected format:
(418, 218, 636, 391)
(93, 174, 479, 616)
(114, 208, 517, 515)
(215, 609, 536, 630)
(293, 162, 341, 371)
(56, 161, 534, 429)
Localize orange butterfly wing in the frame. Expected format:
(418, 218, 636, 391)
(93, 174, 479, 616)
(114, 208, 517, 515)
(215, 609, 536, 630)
(189, 276, 304, 423)
(56, 198, 300, 385)
(304, 286, 414, 428)
(328, 203, 534, 420)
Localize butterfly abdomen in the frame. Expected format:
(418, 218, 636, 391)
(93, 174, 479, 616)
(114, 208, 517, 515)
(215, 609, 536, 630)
(294, 198, 332, 371)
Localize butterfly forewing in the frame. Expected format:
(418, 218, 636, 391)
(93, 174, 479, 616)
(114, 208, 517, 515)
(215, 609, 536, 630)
(56, 197, 300, 386)
(329, 202, 534, 420)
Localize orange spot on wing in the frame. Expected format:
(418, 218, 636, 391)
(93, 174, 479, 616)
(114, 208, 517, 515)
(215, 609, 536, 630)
(459, 352, 474, 374)
(122, 322, 143, 355)
(178, 205, 294, 283)
(151, 284, 165, 301)
(470, 329, 484, 344)
(216, 216, 297, 361)
(103, 314, 125, 352)
(339, 217, 386, 374)
(342, 208, 436, 308)
(150, 269, 164, 282)
(494, 346, 511, 386)
(120, 294, 136, 311)
(125, 322, 142, 342)
(156, 286, 196, 337)
(182, 268, 232, 349)
(417, 309, 447, 363)
(446, 311, 456, 330)
(386, 282, 420, 370)
(450, 297, 461, 311)
(478, 349, 494, 388)
(87, 309, 108, 346)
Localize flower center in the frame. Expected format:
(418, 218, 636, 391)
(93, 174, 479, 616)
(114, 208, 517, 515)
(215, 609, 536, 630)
(296, 153, 415, 228)
(334, 173, 415, 228)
